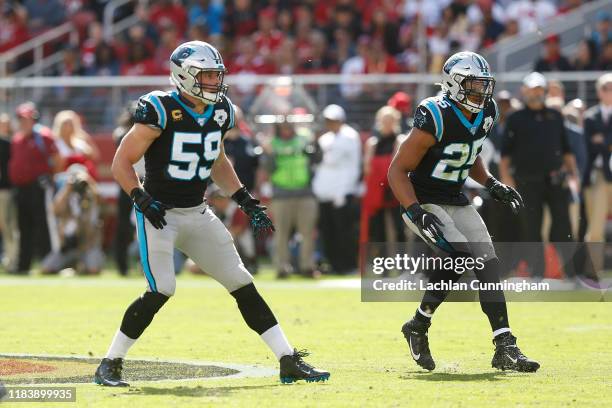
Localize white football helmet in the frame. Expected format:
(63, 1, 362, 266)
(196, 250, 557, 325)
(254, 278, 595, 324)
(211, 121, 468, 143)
(440, 51, 495, 113)
(169, 41, 228, 104)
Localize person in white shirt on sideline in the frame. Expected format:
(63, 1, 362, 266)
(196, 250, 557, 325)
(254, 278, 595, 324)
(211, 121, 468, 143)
(312, 104, 361, 274)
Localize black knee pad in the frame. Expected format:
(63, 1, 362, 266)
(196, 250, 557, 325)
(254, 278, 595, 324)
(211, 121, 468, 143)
(231, 283, 278, 335)
(120, 292, 169, 339)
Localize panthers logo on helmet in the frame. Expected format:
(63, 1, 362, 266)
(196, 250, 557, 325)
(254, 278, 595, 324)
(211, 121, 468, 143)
(443, 56, 461, 74)
(171, 47, 195, 67)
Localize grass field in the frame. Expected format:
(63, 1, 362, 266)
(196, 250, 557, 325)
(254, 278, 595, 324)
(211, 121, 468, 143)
(1, 270, 611, 407)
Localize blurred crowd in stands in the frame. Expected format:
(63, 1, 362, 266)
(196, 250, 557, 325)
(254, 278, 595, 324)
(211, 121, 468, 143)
(1, 0, 610, 77)
(0, 0, 610, 280)
(0, 72, 610, 280)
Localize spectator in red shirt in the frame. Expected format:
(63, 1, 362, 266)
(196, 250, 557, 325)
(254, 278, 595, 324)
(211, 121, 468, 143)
(149, 0, 188, 36)
(120, 43, 158, 76)
(0, 5, 29, 53)
(365, 38, 400, 74)
(534, 34, 572, 72)
(9, 102, 63, 274)
(253, 7, 284, 58)
(154, 23, 184, 74)
(81, 21, 104, 70)
(227, 35, 276, 107)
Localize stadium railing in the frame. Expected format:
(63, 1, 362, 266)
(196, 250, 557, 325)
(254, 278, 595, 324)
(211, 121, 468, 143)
(0, 72, 606, 134)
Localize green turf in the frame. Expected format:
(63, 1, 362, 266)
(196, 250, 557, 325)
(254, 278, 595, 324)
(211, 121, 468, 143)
(0, 271, 610, 407)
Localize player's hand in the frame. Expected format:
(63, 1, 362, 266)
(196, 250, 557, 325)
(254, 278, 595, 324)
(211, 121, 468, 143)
(231, 186, 275, 236)
(402, 203, 445, 245)
(130, 188, 173, 229)
(486, 177, 524, 214)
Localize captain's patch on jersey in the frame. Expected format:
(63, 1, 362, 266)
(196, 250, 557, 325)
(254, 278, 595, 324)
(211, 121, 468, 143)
(214, 109, 228, 127)
(171, 109, 183, 121)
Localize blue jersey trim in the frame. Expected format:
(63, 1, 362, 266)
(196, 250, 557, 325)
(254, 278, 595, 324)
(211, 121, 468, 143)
(171, 91, 214, 124)
(135, 209, 157, 292)
(447, 98, 484, 135)
(142, 93, 167, 129)
(424, 100, 443, 141)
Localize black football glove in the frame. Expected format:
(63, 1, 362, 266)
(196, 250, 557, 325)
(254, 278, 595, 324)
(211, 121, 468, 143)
(403, 203, 446, 246)
(485, 177, 524, 214)
(231, 186, 275, 236)
(130, 188, 173, 229)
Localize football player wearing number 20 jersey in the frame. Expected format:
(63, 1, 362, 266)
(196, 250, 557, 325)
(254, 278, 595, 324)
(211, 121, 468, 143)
(94, 41, 329, 386)
(388, 51, 540, 372)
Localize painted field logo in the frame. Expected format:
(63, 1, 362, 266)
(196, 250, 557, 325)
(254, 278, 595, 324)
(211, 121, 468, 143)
(0, 354, 274, 384)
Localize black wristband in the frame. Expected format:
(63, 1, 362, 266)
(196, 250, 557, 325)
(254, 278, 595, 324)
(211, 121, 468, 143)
(404, 203, 424, 221)
(485, 177, 497, 190)
(130, 187, 145, 201)
(231, 186, 253, 206)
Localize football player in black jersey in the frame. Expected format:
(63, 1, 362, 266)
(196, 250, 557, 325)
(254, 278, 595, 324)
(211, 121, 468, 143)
(388, 51, 539, 372)
(94, 41, 329, 386)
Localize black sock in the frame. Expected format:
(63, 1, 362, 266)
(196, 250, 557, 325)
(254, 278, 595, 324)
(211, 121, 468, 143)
(120, 292, 169, 339)
(474, 258, 510, 332)
(413, 253, 467, 323)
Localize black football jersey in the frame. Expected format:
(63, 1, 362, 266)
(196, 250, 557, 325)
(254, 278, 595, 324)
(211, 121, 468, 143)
(133, 90, 236, 207)
(410, 95, 499, 206)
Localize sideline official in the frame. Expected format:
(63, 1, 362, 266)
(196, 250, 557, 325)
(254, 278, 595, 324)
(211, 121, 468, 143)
(499, 73, 579, 277)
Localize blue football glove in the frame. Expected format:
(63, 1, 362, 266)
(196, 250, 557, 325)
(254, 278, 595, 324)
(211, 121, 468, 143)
(485, 177, 524, 214)
(231, 186, 275, 236)
(130, 188, 173, 229)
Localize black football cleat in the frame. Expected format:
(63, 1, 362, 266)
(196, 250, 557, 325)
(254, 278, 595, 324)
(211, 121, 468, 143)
(492, 333, 540, 372)
(94, 358, 130, 386)
(279, 349, 330, 384)
(402, 319, 435, 371)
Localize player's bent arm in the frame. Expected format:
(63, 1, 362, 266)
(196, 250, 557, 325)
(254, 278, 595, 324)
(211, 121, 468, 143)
(387, 127, 436, 207)
(211, 140, 243, 195)
(111, 123, 160, 195)
(469, 156, 493, 186)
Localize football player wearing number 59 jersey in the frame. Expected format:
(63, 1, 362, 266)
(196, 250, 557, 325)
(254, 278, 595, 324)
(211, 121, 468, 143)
(94, 41, 329, 386)
(388, 51, 539, 373)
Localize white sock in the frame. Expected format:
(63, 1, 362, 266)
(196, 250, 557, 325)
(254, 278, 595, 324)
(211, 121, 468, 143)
(105, 329, 137, 359)
(492, 327, 511, 338)
(260, 325, 293, 361)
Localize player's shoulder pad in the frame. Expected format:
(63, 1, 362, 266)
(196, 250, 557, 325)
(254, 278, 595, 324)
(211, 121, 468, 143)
(414, 96, 445, 142)
(214, 94, 236, 130)
(135, 90, 171, 130)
